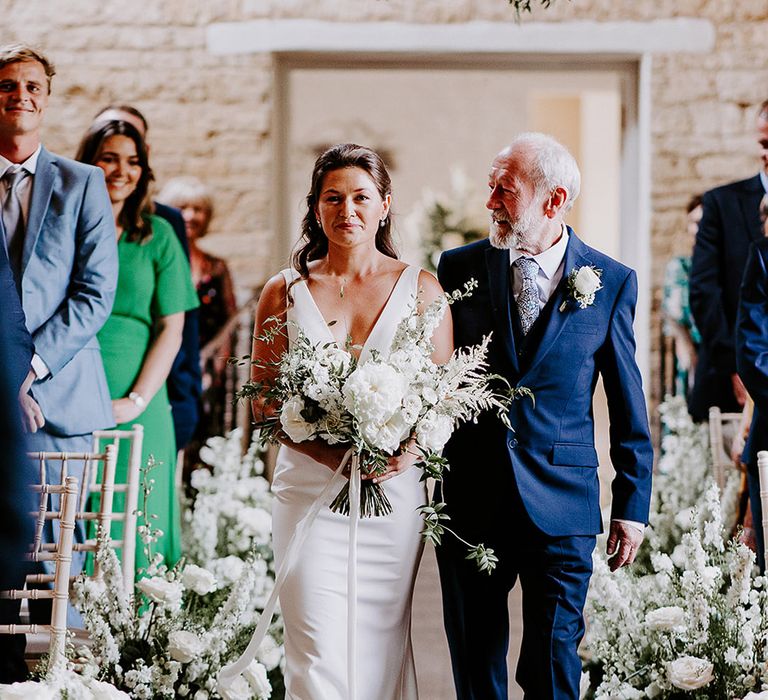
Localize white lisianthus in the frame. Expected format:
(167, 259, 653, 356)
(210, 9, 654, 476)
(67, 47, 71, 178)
(343, 362, 407, 423)
(667, 655, 714, 690)
(280, 396, 315, 442)
(243, 660, 272, 699)
(415, 411, 454, 452)
(137, 576, 183, 609)
(645, 605, 685, 631)
(0, 682, 56, 700)
(574, 266, 602, 295)
(182, 564, 217, 595)
(168, 630, 205, 663)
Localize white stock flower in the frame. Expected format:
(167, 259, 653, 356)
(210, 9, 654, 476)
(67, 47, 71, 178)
(674, 507, 695, 531)
(0, 682, 56, 700)
(168, 630, 205, 663)
(415, 411, 454, 453)
(237, 507, 272, 542)
(574, 266, 601, 295)
(182, 564, 217, 595)
(89, 679, 132, 699)
(190, 468, 212, 490)
(280, 396, 315, 443)
(211, 556, 246, 587)
(645, 605, 685, 631)
(137, 576, 183, 609)
(667, 655, 714, 690)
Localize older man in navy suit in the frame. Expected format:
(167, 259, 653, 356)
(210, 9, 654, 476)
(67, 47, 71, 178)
(0, 44, 117, 636)
(736, 237, 768, 570)
(689, 100, 768, 421)
(436, 133, 653, 700)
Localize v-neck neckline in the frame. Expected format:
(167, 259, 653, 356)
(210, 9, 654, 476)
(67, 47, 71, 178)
(300, 266, 412, 360)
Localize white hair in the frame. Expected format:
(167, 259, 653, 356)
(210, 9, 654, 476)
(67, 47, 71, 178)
(507, 132, 581, 212)
(157, 176, 214, 216)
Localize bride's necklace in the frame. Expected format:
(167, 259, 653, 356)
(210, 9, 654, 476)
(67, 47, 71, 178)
(339, 277, 346, 299)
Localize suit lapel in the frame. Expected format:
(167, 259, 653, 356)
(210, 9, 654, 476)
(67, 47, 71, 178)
(523, 230, 589, 379)
(21, 146, 55, 278)
(485, 245, 519, 374)
(738, 175, 765, 244)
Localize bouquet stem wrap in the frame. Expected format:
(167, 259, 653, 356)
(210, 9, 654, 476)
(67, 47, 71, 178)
(218, 448, 360, 698)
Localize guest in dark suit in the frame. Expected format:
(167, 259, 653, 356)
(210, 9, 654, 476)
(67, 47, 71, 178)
(736, 237, 768, 570)
(436, 133, 653, 700)
(92, 104, 202, 451)
(689, 100, 768, 421)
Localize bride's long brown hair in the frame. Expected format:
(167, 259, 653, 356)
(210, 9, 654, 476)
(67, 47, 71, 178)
(291, 143, 399, 281)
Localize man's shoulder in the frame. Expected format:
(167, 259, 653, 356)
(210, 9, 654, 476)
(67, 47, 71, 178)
(440, 237, 491, 263)
(569, 233, 633, 280)
(704, 174, 762, 200)
(40, 147, 98, 177)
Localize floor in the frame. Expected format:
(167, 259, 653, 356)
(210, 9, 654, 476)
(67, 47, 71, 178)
(412, 544, 524, 700)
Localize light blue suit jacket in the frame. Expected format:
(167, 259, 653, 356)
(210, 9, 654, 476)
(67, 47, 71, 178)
(19, 146, 118, 437)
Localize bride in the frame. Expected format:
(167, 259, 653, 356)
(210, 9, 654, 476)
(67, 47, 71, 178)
(250, 143, 453, 699)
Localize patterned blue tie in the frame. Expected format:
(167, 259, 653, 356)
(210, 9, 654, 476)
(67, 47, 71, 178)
(514, 257, 540, 335)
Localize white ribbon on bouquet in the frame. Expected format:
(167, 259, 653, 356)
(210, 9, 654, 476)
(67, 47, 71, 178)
(218, 447, 361, 699)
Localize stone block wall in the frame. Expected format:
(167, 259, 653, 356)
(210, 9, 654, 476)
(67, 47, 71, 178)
(5, 0, 768, 401)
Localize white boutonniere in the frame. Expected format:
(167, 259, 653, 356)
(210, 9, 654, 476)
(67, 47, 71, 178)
(559, 265, 603, 312)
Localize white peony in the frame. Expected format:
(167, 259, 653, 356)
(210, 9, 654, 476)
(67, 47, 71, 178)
(574, 266, 602, 295)
(182, 564, 217, 595)
(360, 412, 411, 454)
(415, 411, 454, 453)
(243, 660, 272, 699)
(136, 576, 183, 609)
(667, 655, 714, 690)
(343, 362, 407, 423)
(645, 605, 685, 631)
(168, 630, 205, 663)
(280, 396, 315, 443)
(0, 682, 56, 700)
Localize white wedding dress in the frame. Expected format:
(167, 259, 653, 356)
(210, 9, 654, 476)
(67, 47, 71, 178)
(271, 265, 426, 700)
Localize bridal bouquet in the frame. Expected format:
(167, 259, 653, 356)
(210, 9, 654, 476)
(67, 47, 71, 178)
(239, 279, 530, 572)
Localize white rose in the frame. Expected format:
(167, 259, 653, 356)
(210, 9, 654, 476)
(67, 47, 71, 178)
(89, 679, 132, 699)
(574, 266, 601, 295)
(243, 661, 272, 699)
(0, 682, 56, 700)
(168, 630, 205, 663)
(137, 576, 183, 609)
(182, 564, 217, 595)
(280, 396, 315, 443)
(401, 394, 423, 423)
(645, 605, 685, 631)
(415, 411, 454, 453)
(257, 634, 283, 671)
(667, 655, 714, 690)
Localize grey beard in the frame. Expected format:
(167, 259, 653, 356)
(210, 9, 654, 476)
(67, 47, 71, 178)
(489, 216, 535, 251)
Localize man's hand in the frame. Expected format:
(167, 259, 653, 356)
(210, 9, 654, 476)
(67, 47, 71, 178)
(731, 373, 748, 408)
(18, 369, 45, 433)
(606, 520, 644, 572)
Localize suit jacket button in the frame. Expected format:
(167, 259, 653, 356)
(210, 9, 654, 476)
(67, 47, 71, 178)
(508, 438, 518, 449)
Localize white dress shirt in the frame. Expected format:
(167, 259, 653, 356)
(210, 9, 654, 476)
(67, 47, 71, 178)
(1, 145, 50, 380)
(509, 224, 643, 535)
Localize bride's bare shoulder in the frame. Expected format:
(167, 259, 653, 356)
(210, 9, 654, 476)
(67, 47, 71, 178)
(417, 268, 445, 304)
(256, 271, 289, 318)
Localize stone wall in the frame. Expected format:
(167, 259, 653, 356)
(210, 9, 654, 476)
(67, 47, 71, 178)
(5, 0, 768, 400)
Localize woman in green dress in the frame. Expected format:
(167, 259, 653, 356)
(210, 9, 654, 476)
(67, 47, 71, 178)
(75, 120, 199, 572)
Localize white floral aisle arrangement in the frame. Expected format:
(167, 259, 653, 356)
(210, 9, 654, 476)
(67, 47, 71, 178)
(239, 280, 530, 572)
(582, 397, 767, 699)
(0, 667, 130, 699)
(403, 166, 488, 273)
(72, 539, 277, 700)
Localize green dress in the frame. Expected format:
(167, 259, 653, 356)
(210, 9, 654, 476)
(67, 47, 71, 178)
(97, 214, 199, 574)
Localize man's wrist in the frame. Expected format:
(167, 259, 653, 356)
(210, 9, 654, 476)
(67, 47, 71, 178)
(613, 518, 645, 533)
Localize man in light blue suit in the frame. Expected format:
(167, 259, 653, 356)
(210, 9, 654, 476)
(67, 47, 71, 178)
(0, 43, 117, 631)
(437, 133, 653, 699)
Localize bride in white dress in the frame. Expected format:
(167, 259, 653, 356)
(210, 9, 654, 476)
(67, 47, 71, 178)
(250, 144, 453, 700)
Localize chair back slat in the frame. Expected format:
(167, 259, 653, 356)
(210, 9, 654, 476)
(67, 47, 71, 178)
(708, 406, 744, 490)
(758, 451, 768, 569)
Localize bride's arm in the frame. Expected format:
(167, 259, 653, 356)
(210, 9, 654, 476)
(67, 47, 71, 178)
(366, 271, 454, 483)
(251, 274, 350, 471)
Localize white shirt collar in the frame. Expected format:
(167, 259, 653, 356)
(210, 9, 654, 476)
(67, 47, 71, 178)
(509, 224, 569, 279)
(0, 144, 42, 176)
(760, 170, 768, 194)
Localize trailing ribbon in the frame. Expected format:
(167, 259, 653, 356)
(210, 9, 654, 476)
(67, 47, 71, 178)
(218, 447, 359, 697)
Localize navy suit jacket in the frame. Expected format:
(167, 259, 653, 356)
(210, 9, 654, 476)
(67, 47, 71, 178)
(437, 232, 653, 540)
(0, 241, 33, 392)
(18, 147, 118, 437)
(736, 237, 768, 470)
(690, 175, 764, 420)
(154, 202, 202, 449)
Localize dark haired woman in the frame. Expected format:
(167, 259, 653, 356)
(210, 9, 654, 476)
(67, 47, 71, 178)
(249, 144, 452, 698)
(76, 120, 198, 572)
